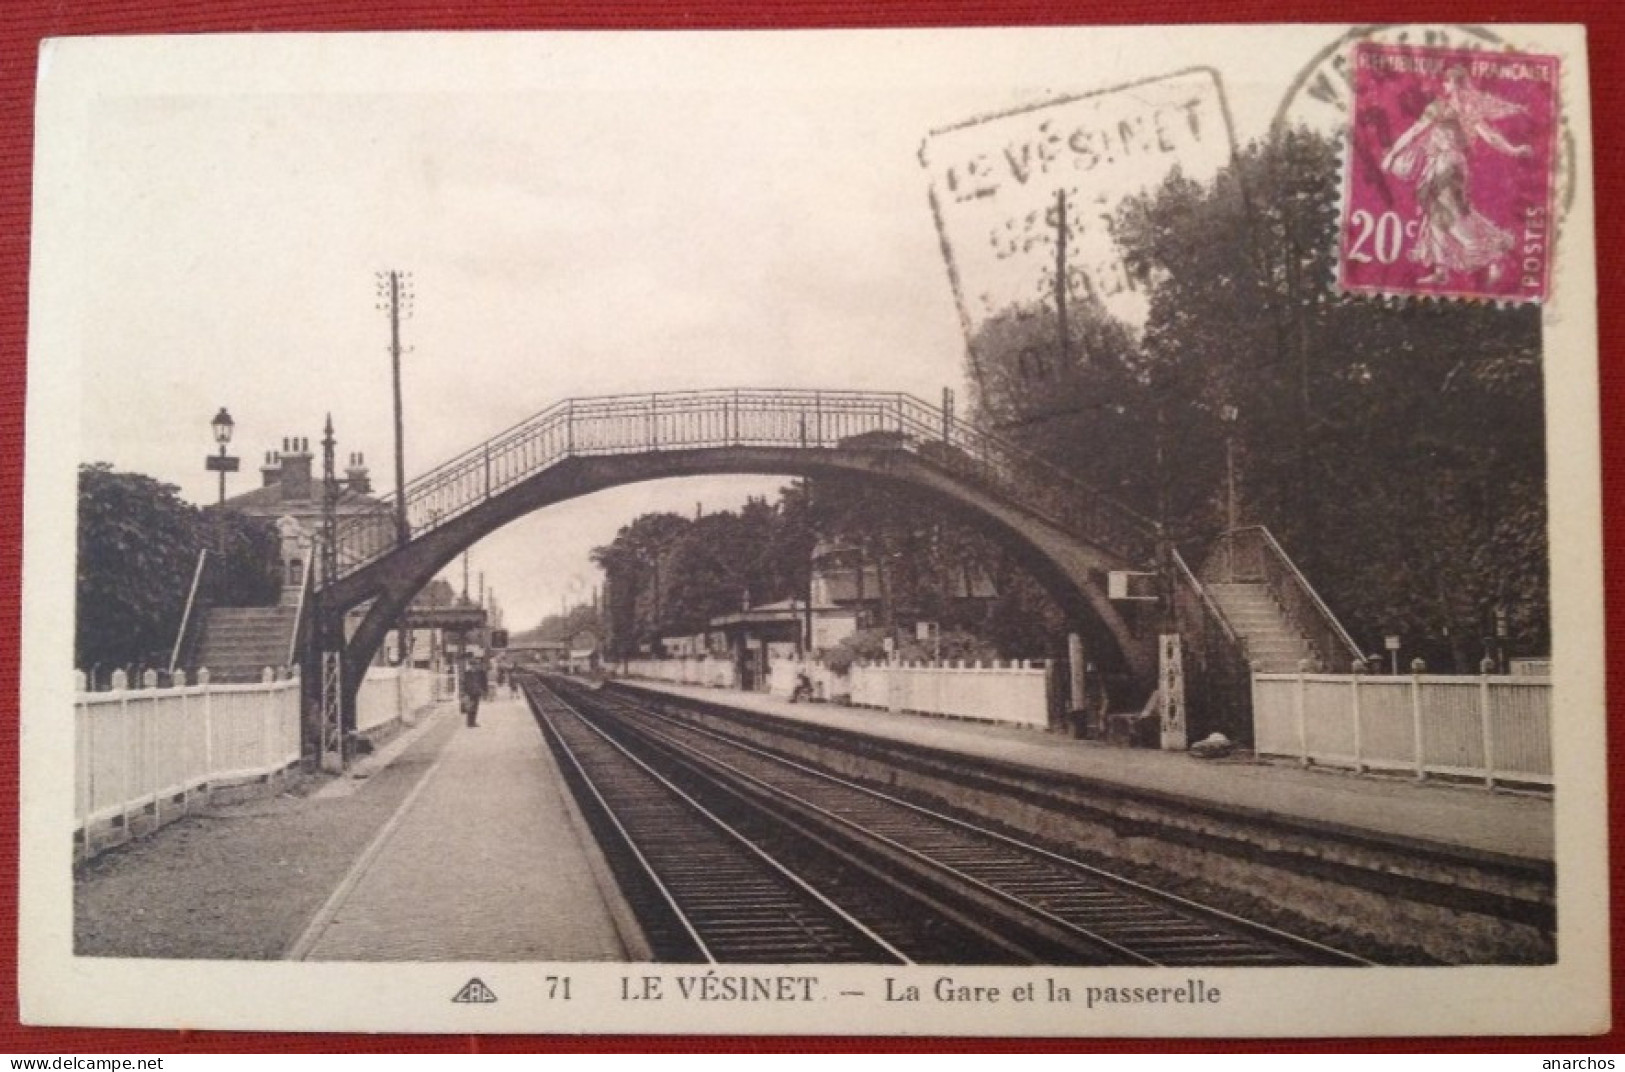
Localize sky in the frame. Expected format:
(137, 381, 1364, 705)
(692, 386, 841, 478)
(59, 27, 1357, 630)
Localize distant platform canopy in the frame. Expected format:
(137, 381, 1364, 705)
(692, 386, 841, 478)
(400, 604, 488, 631)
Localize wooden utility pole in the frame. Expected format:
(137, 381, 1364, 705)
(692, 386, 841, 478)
(378, 270, 414, 669)
(321, 415, 339, 585)
(376, 270, 413, 548)
(1054, 188, 1072, 367)
(801, 477, 814, 657)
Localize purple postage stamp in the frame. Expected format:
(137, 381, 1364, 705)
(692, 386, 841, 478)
(1338, 42, 1560, 303)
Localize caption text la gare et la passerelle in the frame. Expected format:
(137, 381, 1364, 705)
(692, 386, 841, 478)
(612, 972, 1221, 1010)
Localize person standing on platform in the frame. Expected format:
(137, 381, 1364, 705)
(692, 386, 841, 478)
(461, 657, 488, 728)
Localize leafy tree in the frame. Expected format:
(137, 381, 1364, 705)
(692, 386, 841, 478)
(970, 298, 1173, 518)
(204, 506, 282, 608)
(591, 492, 829, 656)
(521, 601, 604, 646)
(663, 511, 754, 633)
(414, 578, 461, 608)
(586, 480, 1068, 662)
(77, 464, 203, 673)
(796, 476, 1064, 660)
(822, 625, 1001, 675)
(663, 500, 804, 635)
(1110, 127, 1546, 665)
(77, 463, 283, 676)
(591, 512, 691, 656)
(960, 127, 1547, 669)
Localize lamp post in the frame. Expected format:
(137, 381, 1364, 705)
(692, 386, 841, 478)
(205, 407, 239, 555)
(1494, 605, 1509, 675)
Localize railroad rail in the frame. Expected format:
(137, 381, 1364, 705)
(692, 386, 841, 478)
(537, 675, 1368, 968)
(526, 678, 919, 964)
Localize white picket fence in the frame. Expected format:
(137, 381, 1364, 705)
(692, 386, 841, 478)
(1253, 671, 1552, 786)
(74, 667, 302, 856)
(620, 657, 739, 690)
(767, 659, 841, 700)
(356, 666, 448, 733)
(844, 660, 1053, 729)
(625, 655, 1052, 729)
(74, 664, 451, 859)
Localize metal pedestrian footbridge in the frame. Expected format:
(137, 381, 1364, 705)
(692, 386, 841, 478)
(318, 388, 1163, 710)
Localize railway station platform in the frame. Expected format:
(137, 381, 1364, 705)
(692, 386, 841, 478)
(289, 694, 647, 961)
(614, 679, 1554, 864)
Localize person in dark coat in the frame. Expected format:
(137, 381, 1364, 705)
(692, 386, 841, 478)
(461, 658, 489, 728)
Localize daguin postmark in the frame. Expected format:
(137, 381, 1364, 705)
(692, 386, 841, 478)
(919, 69, 1234, 364)
(1338, 43, 1559, 303)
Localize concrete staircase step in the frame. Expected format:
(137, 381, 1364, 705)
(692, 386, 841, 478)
(191, 604, 302, 680)
(1206, 581, 1322, 672)
(199, 640, 287, 654)
(202, 639, 290, 650)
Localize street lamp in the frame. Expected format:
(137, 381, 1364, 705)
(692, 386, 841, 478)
(205, 406, 240, 555)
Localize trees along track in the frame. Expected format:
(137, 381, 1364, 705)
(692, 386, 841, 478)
(525, 676, 1368, 968)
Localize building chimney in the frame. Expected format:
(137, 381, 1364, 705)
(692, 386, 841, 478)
(345, 451, 371, 495)
(280, 435, 313, 502)
(260, 449, 283, 488)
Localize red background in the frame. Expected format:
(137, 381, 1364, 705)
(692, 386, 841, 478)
(0, 0, 1616, 1055)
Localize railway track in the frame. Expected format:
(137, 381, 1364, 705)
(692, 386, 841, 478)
(527, 678, 914, 964)
(528, 675, 1367, 968)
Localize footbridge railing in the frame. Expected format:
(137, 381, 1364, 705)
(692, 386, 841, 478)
(1202, 525, 1366, 672)
(331, 389, 1157, 580)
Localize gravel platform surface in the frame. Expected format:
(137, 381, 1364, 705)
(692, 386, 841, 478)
(74, 708, 459, 960)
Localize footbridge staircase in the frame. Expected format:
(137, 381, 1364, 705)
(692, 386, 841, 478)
(1169, 525, 1366, 743)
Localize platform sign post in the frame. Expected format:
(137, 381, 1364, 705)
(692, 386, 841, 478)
(320, 650, 343, 773)
(1385, 634, 1401, 676)
(1158, 634, 1187, 751)
(1068, 633, 1086, 714)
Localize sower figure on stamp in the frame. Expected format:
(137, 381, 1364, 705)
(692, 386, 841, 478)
(1381, 65, 1532, 286)
(461, 656, 488, 728)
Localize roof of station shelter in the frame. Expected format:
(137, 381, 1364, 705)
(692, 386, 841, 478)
(709, 598, 849, 628)
(223, 482, 385, 512)
(222, 434, 387, 516)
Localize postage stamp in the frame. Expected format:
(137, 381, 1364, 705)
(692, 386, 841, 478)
(1337, 42, 1561, 302)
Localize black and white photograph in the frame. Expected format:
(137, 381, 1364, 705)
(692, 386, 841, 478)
(18, 24, 1606, 1036)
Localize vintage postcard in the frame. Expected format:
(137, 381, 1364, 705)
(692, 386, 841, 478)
(19, 26, 1605, 1036)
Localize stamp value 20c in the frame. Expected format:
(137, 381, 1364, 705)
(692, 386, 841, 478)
(1338, 42, 1560, 303)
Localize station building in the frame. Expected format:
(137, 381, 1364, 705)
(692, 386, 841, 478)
(221, 439, 392, 588)
(212, 436, 481, 675)
(659, 540, 997, 690)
